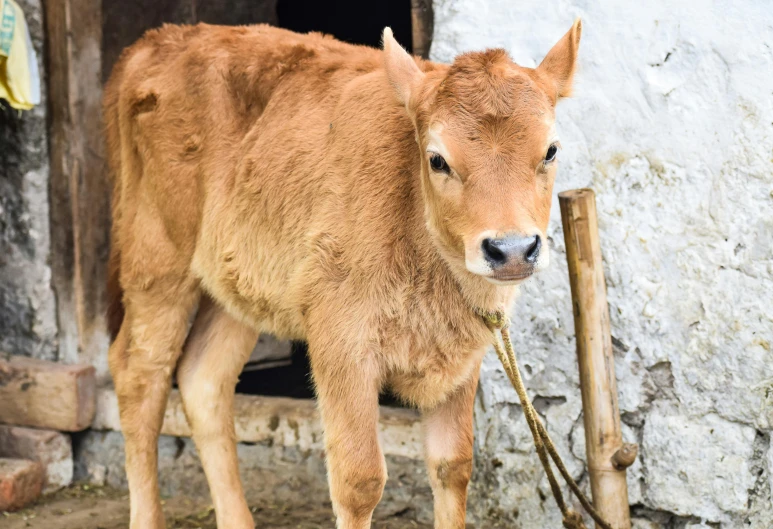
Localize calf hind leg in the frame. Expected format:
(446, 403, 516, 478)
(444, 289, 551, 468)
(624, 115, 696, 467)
(109, 279, 200, 529)
(177, 296, 258, 529)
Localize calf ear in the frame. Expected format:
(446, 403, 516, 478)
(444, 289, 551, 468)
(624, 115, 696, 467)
(382, 27, 424, 107)
(537, 19, 582, 100)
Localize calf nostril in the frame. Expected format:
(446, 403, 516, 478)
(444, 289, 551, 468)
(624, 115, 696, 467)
(525, 235, 541, 264)
(482, 238, 507, 265)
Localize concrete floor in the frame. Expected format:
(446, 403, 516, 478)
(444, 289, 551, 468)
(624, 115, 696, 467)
(3, 485, 433, 529)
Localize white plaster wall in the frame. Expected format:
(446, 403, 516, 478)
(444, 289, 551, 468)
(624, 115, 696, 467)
(431, 1, 773, 527)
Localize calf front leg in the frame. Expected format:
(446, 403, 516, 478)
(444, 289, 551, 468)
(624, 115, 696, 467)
(311, 348, 385, 529)
(422, 364, 480, 529)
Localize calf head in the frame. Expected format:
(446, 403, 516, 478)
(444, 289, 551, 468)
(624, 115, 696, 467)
(383, 21, 581, 285)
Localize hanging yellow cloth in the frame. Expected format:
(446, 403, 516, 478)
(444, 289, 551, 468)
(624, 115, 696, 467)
(0, 0, 40, 110)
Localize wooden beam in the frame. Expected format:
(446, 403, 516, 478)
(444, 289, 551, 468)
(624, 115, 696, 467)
(0, 356, 96, 432)
(44, 0, 110, 376)
(93, 388, 423, 460)
(559, 189, 635, 529)
(411, 0, 434, 59)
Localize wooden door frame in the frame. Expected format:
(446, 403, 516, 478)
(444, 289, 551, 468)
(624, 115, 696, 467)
(45, 0, 110, 379)
(411, 0, 433, 59)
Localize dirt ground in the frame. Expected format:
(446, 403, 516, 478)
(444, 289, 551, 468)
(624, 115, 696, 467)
(2, 484, 433, 529)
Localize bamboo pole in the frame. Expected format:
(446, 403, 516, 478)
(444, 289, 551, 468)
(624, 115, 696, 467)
(559, 189, 636, 529)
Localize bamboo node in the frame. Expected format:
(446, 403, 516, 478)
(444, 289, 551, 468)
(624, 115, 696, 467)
(562, 510, 588, 529)
(612, 443, 639, 470)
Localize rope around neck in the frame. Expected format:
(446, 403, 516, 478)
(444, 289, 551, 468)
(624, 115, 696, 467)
(476, 308, 614, 529)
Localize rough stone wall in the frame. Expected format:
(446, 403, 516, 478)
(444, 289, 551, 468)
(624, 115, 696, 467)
(0, 0, 58, 360)
(432, 1, 773, 527)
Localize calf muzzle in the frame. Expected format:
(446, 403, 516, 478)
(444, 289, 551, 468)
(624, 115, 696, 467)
(481, 234, 541, 279)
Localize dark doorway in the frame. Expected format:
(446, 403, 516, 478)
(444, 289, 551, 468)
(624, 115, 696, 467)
(278, 0, 413, 50)
(236, 342, 315, 399)
(235, 344, 403, 406)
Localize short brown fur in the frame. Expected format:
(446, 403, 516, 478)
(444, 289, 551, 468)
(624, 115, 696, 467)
(105, 21, 581, 529)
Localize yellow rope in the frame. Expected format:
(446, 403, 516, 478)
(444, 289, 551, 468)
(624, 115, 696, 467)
(477, 308, 614, 529)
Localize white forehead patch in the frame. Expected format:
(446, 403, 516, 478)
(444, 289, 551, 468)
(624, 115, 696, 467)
(544, 115, 559, 146)
(426, 124, 453, 162)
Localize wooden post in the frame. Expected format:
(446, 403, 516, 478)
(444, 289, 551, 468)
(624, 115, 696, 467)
(45, 0, 110, 377)
(410, 0, 434, 59)
(559, 189, 636, 529)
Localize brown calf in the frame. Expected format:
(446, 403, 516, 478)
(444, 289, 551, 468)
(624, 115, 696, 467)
(104, 20, 581, 529)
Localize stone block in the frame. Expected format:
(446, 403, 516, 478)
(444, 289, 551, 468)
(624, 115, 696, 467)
(0, 458, 43, 512)
(642, 412, 756, 521)
(0, 425, 73, 492)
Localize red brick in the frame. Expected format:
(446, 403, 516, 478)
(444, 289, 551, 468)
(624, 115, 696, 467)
(0, 458, 43, 512)
(0, 426, 73, 492)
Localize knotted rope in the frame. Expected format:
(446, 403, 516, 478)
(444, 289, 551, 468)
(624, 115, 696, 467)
(476, 308, 614, 529)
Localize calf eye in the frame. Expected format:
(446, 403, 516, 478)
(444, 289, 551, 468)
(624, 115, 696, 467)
(429, 153, 450, 174)
(545, 143, 559, 163)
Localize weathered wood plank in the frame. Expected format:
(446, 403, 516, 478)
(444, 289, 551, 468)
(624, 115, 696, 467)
(44, 0, 110, 376)
(0, 356, 96, 432)
(93, 388, 423, 460)
(410, 0, 433, 59)
(245, 333, 293, 370)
